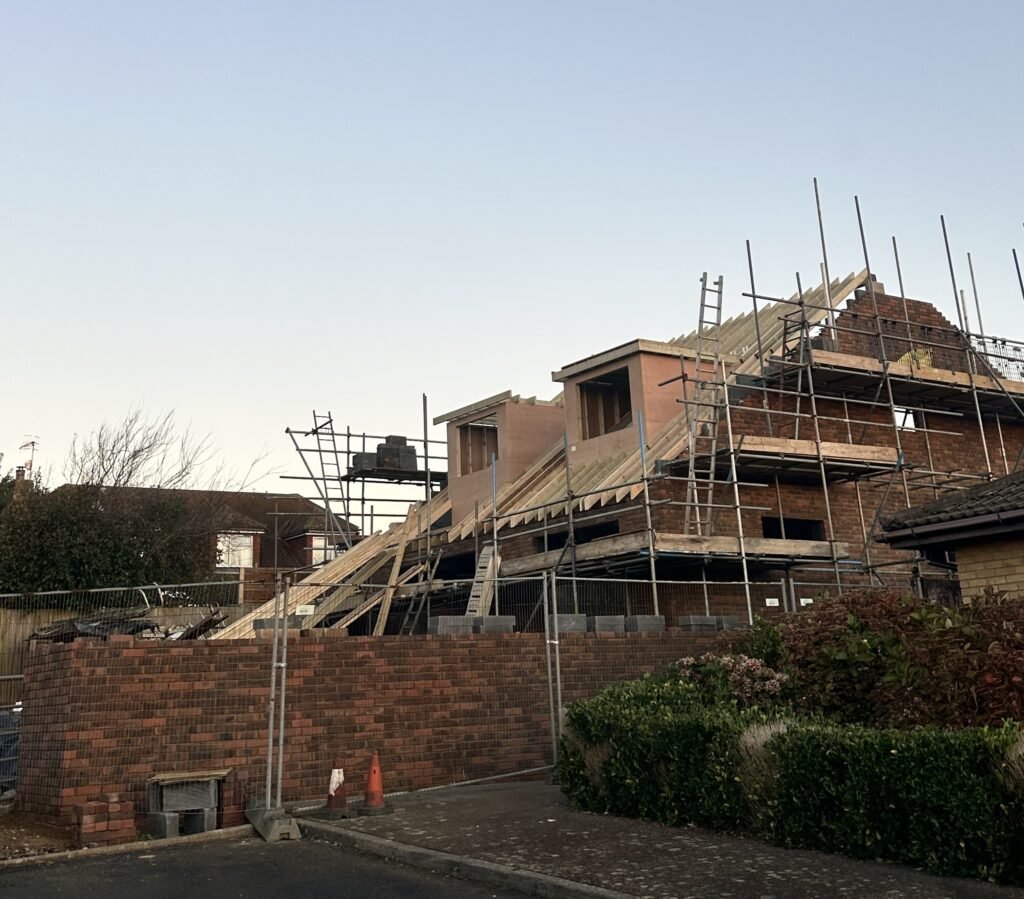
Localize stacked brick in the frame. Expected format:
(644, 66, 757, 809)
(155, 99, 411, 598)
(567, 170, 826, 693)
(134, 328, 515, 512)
(72, 792, 136, 848)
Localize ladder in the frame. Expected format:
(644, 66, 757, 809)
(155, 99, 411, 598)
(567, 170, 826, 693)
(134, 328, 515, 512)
(399, 552, 443, 635)
(312, 411, 354, 551)
(465, 545, 499, 616)
(684, 274, 725, 536)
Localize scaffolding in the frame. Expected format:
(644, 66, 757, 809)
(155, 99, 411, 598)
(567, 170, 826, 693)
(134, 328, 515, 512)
(215, 189, 1024, 638)
(282, 395, 448, 556)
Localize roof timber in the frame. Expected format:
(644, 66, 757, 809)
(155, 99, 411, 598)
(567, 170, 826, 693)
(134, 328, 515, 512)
(214, 270, 869, 624)
(447, 270, 869, 543)
(213, 489, 451, 639)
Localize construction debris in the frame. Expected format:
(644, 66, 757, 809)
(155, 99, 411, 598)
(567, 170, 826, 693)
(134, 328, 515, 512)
(30, 607, 159, 642)
(30, 606, 228, 642)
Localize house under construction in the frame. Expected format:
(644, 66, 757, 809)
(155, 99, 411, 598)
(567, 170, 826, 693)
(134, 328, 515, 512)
(216, 233, 1024, 639)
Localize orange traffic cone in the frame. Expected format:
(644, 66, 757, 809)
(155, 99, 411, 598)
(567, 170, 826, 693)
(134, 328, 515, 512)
(323, 755, 350, 819)
(358, 751, 393, 816)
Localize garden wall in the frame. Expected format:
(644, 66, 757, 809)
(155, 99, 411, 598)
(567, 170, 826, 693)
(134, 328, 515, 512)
(16, 629, 711, 842)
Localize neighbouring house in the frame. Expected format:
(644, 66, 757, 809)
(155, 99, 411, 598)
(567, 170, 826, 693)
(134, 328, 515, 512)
(52, 485, 357, 601)
(194, 489, 359, 573)
(878, 469, 1024, 604)
(199, 489, 360, 587)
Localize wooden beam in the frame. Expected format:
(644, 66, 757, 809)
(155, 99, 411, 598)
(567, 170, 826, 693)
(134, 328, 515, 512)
(333, 564, 425, 632)
(372, 508, 417, 636)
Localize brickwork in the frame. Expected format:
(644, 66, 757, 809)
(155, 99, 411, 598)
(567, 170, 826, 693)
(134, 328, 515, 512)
(956, 537, 1024, 600)
(826, 291, 971, 370)
(16, 629, 712, 843)
(71, 792, 137, 848)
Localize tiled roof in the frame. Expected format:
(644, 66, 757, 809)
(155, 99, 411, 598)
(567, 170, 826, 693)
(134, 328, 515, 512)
(882, 470, 1024, 530)
(55, 485, 357, 537)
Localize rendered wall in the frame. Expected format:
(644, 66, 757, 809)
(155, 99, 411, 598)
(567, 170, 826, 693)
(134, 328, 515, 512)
(446, 401, 565, 524)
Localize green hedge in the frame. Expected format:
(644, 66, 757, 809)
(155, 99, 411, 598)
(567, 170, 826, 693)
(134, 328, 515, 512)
(772, 724, 1024, 882)
(559, 673, 768, 829)
(559, 680, 1024, 884)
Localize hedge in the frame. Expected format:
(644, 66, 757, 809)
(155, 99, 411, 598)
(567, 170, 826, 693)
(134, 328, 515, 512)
(559, 680, 1024, 884)
(772, 724, 1024, 882)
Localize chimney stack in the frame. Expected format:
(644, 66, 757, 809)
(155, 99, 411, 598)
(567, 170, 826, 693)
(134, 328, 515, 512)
(12, 466, 32, 499)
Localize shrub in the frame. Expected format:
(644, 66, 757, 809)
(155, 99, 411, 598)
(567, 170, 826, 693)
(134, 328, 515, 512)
(558, 673, 764, 828)
(720, 590, 1024, 728)
(560, 674, 1024, 884)
(771, 722, 1024, 882)
(677, 653, 788, 709)
(721, 615, 785, 668)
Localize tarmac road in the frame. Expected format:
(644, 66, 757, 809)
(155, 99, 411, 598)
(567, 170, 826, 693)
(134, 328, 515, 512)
(0, 837, 528, 898)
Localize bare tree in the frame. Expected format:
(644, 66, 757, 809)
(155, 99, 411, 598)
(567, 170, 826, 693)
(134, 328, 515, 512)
(64, 409, 216, 489)
(0, 408, 280, 590)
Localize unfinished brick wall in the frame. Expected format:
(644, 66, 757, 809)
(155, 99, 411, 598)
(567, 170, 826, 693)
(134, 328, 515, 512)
(449, 292, 1019, 603)
(16, 630, 712, 842)
(827, 292, 972, 370)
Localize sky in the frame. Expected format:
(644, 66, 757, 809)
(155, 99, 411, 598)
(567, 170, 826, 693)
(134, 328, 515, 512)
(2, 1, 1023, 496)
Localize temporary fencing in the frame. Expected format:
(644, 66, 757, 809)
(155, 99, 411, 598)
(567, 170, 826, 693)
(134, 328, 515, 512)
(10, 571, 827, 843)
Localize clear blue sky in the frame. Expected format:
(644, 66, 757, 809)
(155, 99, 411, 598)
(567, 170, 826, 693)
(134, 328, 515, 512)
(3, 1, 1022, 492)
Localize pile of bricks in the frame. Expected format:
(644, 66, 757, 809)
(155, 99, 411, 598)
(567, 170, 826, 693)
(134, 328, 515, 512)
(72, 792, 136, 848)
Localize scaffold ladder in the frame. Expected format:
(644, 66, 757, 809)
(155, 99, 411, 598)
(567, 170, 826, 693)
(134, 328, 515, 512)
(684, 273, 725, 536)
(312, 411, 354, 551)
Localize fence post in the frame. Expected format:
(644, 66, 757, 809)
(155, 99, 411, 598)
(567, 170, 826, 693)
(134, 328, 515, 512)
(264, 574, 282, 809)
(275, 577, 290, 809)
(549, 570, 564, 740)
(541, 575, 558, 768)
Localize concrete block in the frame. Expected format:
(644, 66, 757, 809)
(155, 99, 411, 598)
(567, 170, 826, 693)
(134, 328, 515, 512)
(148, 811, 179, 840)
(677, 615, 718, 631)
(624, 615, 665, 633)
(253, 614, 306, 631)
(473, 616, 515, 634)
(376, 445, 403, 468)
(351, 452, 376, 471)
(396, 446, 418, 471)
(547, 614, 587, 634)
(428, 616, 476, 635)
(384, 435, 407, 446)
(588, 615, 625, 634)
(246, 804, 302, 842)
(180, 807, 218, 835)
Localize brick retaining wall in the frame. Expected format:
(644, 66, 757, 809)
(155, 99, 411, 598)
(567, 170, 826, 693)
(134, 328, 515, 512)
(16, 630, 712, 844)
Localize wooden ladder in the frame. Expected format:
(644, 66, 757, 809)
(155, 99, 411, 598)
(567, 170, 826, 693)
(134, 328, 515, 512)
(465, 545, 498, 616)
(399, 553, 442, 635)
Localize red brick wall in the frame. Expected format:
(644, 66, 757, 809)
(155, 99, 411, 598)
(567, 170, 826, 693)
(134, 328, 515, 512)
(16, 630, 712, 840)
(828, 291, 971, 370)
